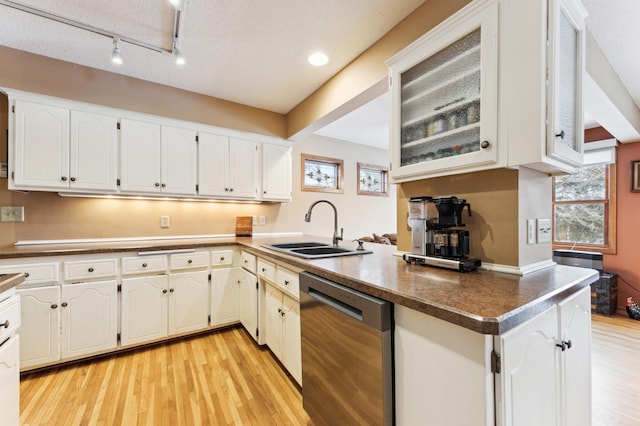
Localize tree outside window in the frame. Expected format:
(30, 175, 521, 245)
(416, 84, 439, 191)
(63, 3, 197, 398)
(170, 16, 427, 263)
(552, 163, 616, 254)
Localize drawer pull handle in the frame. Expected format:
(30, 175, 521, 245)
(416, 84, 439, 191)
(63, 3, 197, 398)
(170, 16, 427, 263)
(162, 289, 168, 294)
(284, 280, 290, 286)
(62, 302, 68, 307)
(142, 263, 148, 268)
(88, 267, 94, 272)
(244, 260, 248, 264)
(51, 304, 58, 309)
(2, 320, 9, 329)
(261, 268, 266, 272)
(556, 340, 572, 351)
(188, 259, 193, 264)
(220, 257, 225, 261)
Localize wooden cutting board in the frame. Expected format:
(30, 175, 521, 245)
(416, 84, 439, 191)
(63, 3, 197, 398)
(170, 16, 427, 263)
(235, 216, 253, 236)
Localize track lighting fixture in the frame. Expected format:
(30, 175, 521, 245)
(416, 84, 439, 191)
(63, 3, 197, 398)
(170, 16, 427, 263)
(111, 37, 123, 64)
(173, 41, 185, 65)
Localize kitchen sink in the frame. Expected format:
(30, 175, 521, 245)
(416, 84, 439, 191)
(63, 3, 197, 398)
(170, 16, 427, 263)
(262, 242, 372, 259)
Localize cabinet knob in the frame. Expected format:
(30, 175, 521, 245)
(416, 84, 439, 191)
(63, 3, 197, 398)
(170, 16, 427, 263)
(263, 190, 267, 194)
(225, 187, 229, 192)
(70, 177, 76, 182)
(155, 182, 160, 187)
(51, 304, 58, 309)
(229, 188, 234, 192)
(169, 288, 175, 293)
(24, 272, 30, 278)
(61, 176, 68, 181)
(555, 130, 565, 139)
(142, 263, 148, 268)
(480, 140, 490, 149)
(284, 280, 290, 286)
(261, 268, 266, 272)
(220, 257, 225, 262)
(187, 259, 193, 264)
(556, 340, 572, 351)
(61, 302, 68, 307)
(161, 183, 166, 188)
(2, 320, 9, 329)
(162, 289, 168, 294)
(88, 267, 94, 272)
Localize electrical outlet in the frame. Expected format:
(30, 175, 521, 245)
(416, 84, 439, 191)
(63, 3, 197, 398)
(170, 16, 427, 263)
(252, 216, 257, 226)
(0, 206, 24, 222)
(160, 216, 170, 228)
(527, 219, 536, 244)
(536, 218, 552, 243)
(259, 216, 266, 226)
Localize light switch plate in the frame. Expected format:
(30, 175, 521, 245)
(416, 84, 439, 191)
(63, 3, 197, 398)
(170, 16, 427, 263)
(160, 216, 170, 228)
(0, 206, 24, 222)
(536, 218, 552, 243)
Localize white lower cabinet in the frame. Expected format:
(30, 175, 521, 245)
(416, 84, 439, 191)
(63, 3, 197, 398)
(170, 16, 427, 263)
(265, 283, 301, 385)
(0, 335, 19, 426)
(495, 286, 591, 426)
(60, 281, 118, 359)
(17, 281, 117, 370)
(237, 267, 260, 342)
(16, 286, 61, 369)
(121, 271, 210, 346)
(210, 268, 239, 327)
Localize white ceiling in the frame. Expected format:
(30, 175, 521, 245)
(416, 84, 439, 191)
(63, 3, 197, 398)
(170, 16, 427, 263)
(0, 0, 426, 114)
(1, 0, 638, 149)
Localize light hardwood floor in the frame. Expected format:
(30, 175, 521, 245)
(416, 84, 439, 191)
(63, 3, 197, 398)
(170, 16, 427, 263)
(20, 314, 640, 425)
(19, 327, 310, 426)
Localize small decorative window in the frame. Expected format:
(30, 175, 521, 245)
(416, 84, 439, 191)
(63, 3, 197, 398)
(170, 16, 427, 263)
(301, 154, 344, 193)
(357, 163, 389, 196)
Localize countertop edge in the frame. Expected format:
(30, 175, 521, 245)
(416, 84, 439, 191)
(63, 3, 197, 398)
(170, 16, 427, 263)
(0, 273, 26, 294)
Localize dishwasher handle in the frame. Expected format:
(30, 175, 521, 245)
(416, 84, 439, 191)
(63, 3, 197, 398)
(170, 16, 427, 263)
(300, 272, 391, 331)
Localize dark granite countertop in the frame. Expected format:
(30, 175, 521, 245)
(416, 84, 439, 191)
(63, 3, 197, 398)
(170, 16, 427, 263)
(0, 236, 598, 335)
(0, 273, 25, 294)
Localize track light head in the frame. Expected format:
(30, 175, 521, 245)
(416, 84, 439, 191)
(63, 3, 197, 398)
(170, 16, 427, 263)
(111, 38, 123, 65)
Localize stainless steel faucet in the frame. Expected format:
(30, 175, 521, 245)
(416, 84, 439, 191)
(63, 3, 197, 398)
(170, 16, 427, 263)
(304, 200, 343, 247)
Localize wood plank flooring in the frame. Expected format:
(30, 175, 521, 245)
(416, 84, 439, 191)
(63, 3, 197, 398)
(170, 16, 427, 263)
(20, 314, 640, 425)
(19, 327, 310, 426)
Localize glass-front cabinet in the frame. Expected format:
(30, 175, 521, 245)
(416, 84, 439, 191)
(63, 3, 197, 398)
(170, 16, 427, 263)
(387, 0, 500, 182)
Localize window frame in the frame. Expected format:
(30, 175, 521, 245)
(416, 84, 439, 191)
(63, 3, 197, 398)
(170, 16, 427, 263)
(357, 162, 389, 197)
(552, 163, 617, 254)
(300, 153, 344, 194)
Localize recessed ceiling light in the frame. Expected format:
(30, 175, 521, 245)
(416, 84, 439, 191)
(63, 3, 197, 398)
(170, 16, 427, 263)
(308, 52, 329, 67)
(168, 0, 181, 7)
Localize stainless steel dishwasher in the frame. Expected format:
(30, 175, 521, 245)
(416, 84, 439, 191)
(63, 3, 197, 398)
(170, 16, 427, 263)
(299, 272, 393, 426)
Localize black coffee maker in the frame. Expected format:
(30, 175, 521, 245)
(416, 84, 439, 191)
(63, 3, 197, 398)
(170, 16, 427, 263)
(404, 196, 481, 272)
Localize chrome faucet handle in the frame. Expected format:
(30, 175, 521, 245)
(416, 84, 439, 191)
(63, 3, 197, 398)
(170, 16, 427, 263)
(352, 239, 365, 251)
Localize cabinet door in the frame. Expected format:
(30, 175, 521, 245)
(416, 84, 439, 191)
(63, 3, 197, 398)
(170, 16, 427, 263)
(69, 110, 118, 191)
(197, 132, 229, 196)
(558, 286, 591, 426)
(497, 305, 559, 426)
(388, 0, 498, 182)
(0, 335, 19, 426)
(282, 293, 301, 385)
(13, 99, 70, 189)
(119, 118, 162, 193)
(262, 143, 292, 201)
(168, 270, 210, 335)
(237, 268, 258, 341)
(264, 284, 283, 359)
(210, 268, 239, 327)
(60, 281, 118, 359)
(16, 286, 60, 369)
(228, 138, 258, 199)
(161, 125, 197, 195)
(120, 275, 168, 346)
(547, 0, 586, 167)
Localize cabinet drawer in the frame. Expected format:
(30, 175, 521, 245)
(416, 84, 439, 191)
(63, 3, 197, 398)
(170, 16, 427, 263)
(121, 256, 167, 275)
(63, 258, 118, 281)
(170, 251, 209, 270)
(211, 250, 234, 267)
(241, 251, 257, 274)
(257, 258, 276, 283)
(276, 267, 299, 299)
(0, 263, 59, 286)
(0, 295, 20, 342)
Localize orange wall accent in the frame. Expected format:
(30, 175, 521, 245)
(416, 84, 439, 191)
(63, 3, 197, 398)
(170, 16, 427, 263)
(603, 142, 640, 311)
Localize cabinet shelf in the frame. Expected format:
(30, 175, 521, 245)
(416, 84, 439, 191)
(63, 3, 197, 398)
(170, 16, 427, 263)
(401, 124, 481, 166)
(401, 96, 480, 129)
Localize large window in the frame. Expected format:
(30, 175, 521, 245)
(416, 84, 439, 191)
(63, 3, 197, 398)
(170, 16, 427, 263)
(552, 163, 616, 254)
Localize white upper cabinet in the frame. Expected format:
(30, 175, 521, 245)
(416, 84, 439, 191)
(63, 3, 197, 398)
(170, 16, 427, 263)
(161, 125, 198, 196)
(502, 0, 587, 174)
(262, 142, 292, 201)
(387, 0, 500, 182)
(12, 99, 70, 189)
(198, 132, 258, 199)
(70, 110, 118, 191)
(119, 118, 162, 193)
